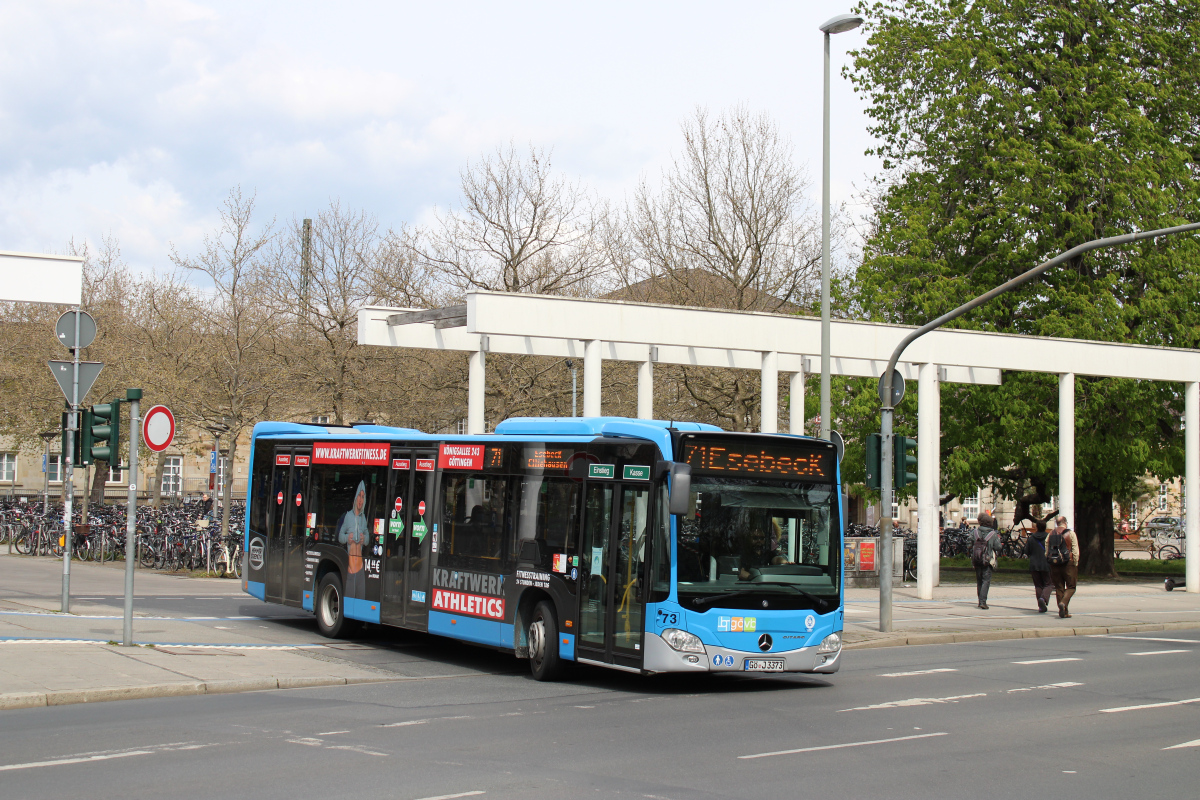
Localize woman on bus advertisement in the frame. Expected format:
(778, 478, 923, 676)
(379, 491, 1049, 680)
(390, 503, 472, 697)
(338, 480, 369, 598)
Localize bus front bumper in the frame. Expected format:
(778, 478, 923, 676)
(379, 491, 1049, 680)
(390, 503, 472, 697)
(642, 632, 842, 675)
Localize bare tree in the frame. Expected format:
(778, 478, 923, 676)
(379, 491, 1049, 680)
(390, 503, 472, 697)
(415, 143, 609, 299)
(170, 188, 282, 538)
(613, 106, 823, 430)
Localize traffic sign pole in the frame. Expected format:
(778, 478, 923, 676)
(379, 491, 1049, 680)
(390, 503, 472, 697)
(61, 307, 81, 614)
(123, 388, 142, 647)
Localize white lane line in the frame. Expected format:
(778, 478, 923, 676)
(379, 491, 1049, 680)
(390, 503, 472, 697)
(0, 750, 153, 772)
(1164, 738, 1200, 750)
(412, 792, 485, 800)
(1103, 636, 1200, 644)
(1129, 649, 1192, 656)
(739, 731, 949, 760)
(839, 693, 986, 712)
(1007, 682, 1083, 693)
(878, 668, 957, 678)
(1012, 657, 1081, 665)
(381, 719, 430, 727)
(327, 745, 387, 757)
(317, 730, 350, 736)
(1101, 697, 1200, 714)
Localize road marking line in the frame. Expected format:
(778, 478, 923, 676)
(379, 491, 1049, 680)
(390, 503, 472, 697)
(1007, 682, 1083, 693)
(381, 720, 429, 727)
(412, 792, 485, 800)
(878, 668, 957, 677)
(317, 730, 350, 735)
(1012, 657, 1081, 665)
(1128, 650, 1191, 656)
(739, 731, 949, 759)
(0, 750, 153, 772)
(1102, 636, 1200, 644)
(839, 694, 986, 712)
(327, 745, 388, 757)
(1101, 697, 1200, 714)
(1164, 739, 1200, 750)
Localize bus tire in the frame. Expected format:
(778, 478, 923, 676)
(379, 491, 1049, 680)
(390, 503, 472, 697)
(528, 600, 564, 682)
(315, 572, 359, 638)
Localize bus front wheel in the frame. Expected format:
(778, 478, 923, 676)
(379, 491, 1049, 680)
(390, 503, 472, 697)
(315, 572, 359, 638)
(528, 600, 565, 682)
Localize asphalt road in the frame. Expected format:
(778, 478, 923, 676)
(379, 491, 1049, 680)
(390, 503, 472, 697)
(2, 629, 1197, 799)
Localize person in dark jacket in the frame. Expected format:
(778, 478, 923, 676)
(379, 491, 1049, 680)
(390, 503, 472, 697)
(972, 512, 1001, 609)
(1025, 519, 1053, 613)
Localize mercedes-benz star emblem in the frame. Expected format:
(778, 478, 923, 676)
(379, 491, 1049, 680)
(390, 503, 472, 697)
(758, 633, 773, 652)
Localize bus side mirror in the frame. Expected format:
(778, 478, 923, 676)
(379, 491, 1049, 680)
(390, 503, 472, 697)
(668, 463, 692, 515)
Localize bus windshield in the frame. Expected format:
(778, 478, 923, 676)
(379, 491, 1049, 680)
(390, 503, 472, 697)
(676, 476, 838, 612)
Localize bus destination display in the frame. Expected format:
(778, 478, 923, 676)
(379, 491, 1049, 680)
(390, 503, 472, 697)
(682, 440, 831, 479)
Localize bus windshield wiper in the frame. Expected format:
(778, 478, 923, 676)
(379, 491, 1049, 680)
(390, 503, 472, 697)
(689, 585, 829, 612)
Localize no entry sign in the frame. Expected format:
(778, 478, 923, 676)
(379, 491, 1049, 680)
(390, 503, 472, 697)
(395, 497, 403, 513)
(142, 405, 175, 452)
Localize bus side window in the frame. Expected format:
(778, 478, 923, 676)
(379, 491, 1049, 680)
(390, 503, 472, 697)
(649, 484, 671, 602)
(441, 474, 510, 569)
(249, 443, 273, 535)
(516, 477, 579, 552)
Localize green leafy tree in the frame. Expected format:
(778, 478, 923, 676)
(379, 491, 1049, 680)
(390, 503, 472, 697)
(848, 0, 1200, 573)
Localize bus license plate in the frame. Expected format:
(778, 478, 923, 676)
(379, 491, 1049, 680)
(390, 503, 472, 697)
(744, 658, 785, 672)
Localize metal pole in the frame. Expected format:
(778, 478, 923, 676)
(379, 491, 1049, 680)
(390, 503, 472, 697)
(819, 30, 832, 442)
(61, 308, 80, 613)
(123, 389, 141, 646)
(877, 220, 1200, 630)
(42, 438, 50, 514)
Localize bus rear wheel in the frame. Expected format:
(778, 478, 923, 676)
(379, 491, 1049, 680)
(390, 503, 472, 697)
(528, 600, 564, 682)
(315, 572, 359, 638)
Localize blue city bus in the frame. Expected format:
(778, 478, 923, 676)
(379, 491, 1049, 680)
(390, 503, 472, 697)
(242, 416, 843, 680)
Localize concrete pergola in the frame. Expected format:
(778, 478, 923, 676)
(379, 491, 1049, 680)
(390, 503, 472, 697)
(359, 291, 1200, 595)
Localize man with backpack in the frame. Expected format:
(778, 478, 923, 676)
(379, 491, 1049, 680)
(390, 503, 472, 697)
(971, 512, 1001, 609)
(1047, 515, 1079, 618)
(1024, 520, 1053, 613)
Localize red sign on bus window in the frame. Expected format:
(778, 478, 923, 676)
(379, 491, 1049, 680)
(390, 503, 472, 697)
(312, 442, 389, 465)
(415, 458, 435, 472)
(392, 458, 410, 470)
(439, 443, 484, 470)
(294, 455, 310, 467)
(275, 454, 291, 466)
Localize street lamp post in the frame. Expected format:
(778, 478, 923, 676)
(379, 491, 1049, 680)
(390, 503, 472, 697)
(818, 13, 864, 442)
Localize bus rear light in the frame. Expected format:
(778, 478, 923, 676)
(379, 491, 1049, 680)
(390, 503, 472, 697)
(661, 628, 705, 653)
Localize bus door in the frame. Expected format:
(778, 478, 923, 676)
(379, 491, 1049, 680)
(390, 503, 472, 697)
(396, 451, 435, 630)
(284, 447, 310, 606)
(577, 480, 650, 669)
(266, 447, 308, 605)
(381, 450, 412, 625)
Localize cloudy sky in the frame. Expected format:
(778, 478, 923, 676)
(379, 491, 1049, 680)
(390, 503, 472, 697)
(0, 0, 878, 274)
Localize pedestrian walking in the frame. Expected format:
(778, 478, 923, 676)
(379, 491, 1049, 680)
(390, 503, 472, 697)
(1025, 519, 1053, 613)
(1047, 515, 1079, 618)
(971, 512, 1001, 609)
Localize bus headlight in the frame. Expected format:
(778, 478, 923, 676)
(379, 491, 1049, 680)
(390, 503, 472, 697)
(661, 628, 706, 653)
(816, 633, 841, 654)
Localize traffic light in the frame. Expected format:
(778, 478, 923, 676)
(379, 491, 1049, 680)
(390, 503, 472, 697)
(865, 433, 882, 490)
(894, 435, 918, 488)
(87, 400, 122, 464)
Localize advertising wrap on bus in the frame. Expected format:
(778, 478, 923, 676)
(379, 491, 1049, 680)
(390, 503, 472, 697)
(244, 418, 843, 681)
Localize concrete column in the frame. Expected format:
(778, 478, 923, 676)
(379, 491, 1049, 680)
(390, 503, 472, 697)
(789, 369, 805, 436)
(1187, 382, 1199, 593)
(637, 355, 654, 420)
(1059, 373, 1075, 528)
(761, 351, 779, 433)
(583, 339, 602, 417)
(932, 366, 941, 587)
(468, 344, 486, 434)
(917, 363, 938, 599)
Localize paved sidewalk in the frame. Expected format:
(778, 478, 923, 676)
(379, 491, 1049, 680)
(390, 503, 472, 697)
(2, 552, 1197, 710)
(842, 577, 1200, 648)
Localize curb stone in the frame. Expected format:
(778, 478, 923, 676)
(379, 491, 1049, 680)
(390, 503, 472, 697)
(0, 676, 396, 711)
(843, 620, 1200, 651)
